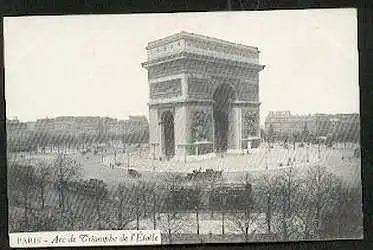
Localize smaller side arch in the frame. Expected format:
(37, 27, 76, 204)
(160, 110, 175, 159)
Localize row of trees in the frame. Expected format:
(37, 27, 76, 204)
(8, 153, 363, 243)
(8, 154, 80, 231)
(7, 130, 149, 153)
(251, 165, 362, 240)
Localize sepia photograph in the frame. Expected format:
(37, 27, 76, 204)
(4, 8, 362, 247)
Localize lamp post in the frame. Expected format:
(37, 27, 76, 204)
(114, 196, 123, 229)
(152, 143, 156, 172)
(318, 142, 321, 161)
(124, 143, 130, 169)
(265, 147, 269, 170)
(221, 190, 227, 237)
(342, 142, 346, 160)
(158, 120, 164, 161)
(212, 113, 215, 153)
(287, 143, 290, 166)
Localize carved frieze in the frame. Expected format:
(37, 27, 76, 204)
(148, 61, 184, 80)
(185, 39, 257, 58)
(150, 79, 182, 99)
(191, 110, 213, 142)
(243, 111, 259, 138)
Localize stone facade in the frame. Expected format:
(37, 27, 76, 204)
(12, 116, 148, 138)
(264, 111, 360, 138)
(142, 32, 265, 159)
(150, 79, 182, 99)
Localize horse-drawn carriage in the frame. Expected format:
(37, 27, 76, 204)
(186, 168, 223, 180)
(127, 168, 141, 178)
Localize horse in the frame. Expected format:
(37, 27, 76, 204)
(128, 168, 141, 178)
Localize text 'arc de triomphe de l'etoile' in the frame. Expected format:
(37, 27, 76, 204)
(142, 32, 265, 160)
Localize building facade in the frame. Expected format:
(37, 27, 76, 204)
(142, 32, 265, 159)
(6, 117, 29, 138)
(31, 116, 149, 138)
(264, 111, 360, 140)
(264, 111, 317, 136)
(34, 116, 101, 136)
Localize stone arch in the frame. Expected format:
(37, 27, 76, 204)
(161, 111, 175, 159)
(213, 83, 237, 152)
(211, 82, 238, 101)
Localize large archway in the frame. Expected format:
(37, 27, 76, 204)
(213, 84, 236, 152)
(162, 111, 175, 159)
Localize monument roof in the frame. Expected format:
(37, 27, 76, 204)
(146, 31, 259, 52)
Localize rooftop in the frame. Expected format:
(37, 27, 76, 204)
(146, 31, 259, 52)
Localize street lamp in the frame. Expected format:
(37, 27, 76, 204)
(318, 142, 321, 160)
(287, 144, 290, 166)
(149, 143, 157, 172)
(220, 189, 227, 237)
(265, 147, 269, 170)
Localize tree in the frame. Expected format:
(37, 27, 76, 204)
(303, 164, 338, 239)
(160, 173, 186, 243)
(34, 161, 54, 209)
(294, 181, 315, 239)
(320, 179, 363, 239)
(259, 128, 266, 144)
(231, 211, 258, 242)
(209, 187, 227, 236)
(301, 122, 310, 143)
(111, 183, 137, 230)
(159, 211, 185, 244)
(208, 173, 223, 219)
(55, 195, 85, 231)
(276, 166, 302, 240)
(122, 181, 145, 230)
(53, 154, 81, 210)
(10, 165, 37, 230)
(149, 181, 161, 230)
(230, 174, 258, 242)
(7, 133, 37, 153)
(210, 175, 254, 238)
(189, 180, 204, 236)
(78, 133, 88, 149)
(292, 132, 299, 150)
(267, 124, 274, 144)
(81, 179, 108, 229)
(255, 171, 280, 235)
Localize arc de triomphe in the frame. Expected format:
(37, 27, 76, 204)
(141, 32, 265, 160)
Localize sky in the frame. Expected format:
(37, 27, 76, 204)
(4, 9, 358, 125)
